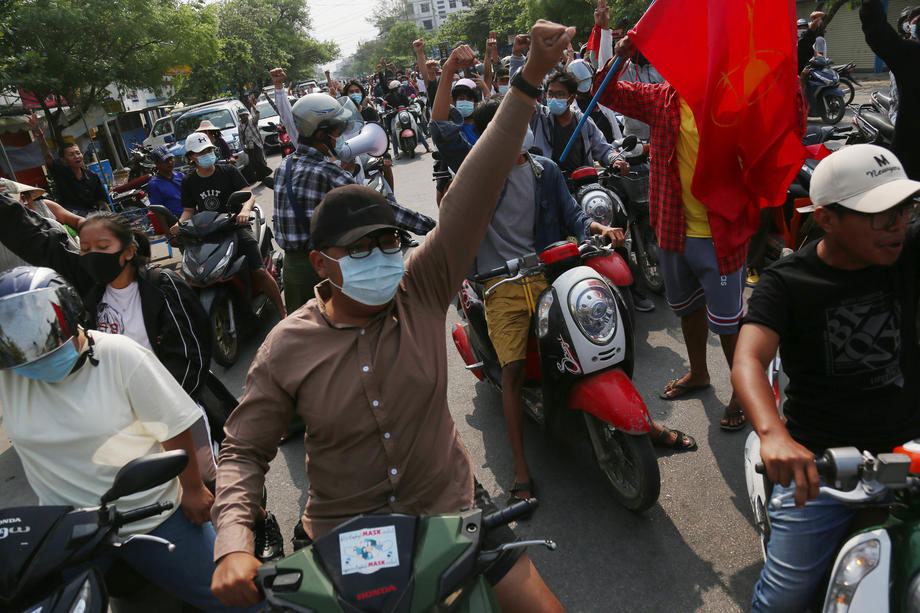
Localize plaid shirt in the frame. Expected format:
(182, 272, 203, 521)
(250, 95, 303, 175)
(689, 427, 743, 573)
(593, 67, 748, 274)
(273, 144, 436, 252)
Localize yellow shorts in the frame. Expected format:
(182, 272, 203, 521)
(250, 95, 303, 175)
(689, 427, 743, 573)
(483, 275, 549, 368)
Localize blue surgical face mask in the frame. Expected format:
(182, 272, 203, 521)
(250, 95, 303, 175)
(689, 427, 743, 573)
(13, 340, 81, 382)
(912, 24, 918, 39)
(547, 98, 569, 116)
(322, 248, 405, 306)
(401, 80, 409, 87)
(333, 134, 346, 157)
(196, 152, 217, 169)
(456, 100, 475, 118)
(904, 21, 912, 34)
(498, 84, 510, 95)
(349, 93, 363, 106)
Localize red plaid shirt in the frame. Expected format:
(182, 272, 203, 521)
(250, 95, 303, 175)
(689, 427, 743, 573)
(593, 66, 748, 274)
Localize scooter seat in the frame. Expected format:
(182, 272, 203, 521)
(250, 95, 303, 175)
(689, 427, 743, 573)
(802, 126, 836, 146)
(873, 91, 892, 111)
(861, 110, 895, 140)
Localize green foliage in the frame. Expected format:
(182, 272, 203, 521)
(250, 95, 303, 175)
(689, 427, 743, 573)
(385, 22, 427, 67)
(372, 0, 413, 34)
(175, 0, 338, 103)
(0, 0, 217, 145)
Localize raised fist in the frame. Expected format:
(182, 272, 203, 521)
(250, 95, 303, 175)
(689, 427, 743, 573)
(444, 44, 477, 73)
(413, 38, 425, 51)
(512, 34, 531, 57)
(522, 21, 576, 83)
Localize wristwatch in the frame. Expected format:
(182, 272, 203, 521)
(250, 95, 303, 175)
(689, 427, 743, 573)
(511, 72, 542, 99)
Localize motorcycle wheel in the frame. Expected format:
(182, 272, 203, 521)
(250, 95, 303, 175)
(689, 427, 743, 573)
(840, 78, 856, 105)
(584, 414, 660, 512)
(821, 94, 846, 125)
(210, 295, 239, 367)
(631, 217, 664, 294)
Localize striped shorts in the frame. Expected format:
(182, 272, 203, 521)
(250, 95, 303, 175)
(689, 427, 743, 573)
(659, 237, 744, 335)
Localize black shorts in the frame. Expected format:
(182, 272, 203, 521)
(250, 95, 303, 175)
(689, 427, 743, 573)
(290, 481, 522, 587)
(236, 227, 264, 270)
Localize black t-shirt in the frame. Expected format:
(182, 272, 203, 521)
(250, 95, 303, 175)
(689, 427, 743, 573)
(384, 91, 411, 110)
(426, 79, 439, 109)
(361, 107, 380, 123)
(551, 119, 586, 174)
(744, 224, 920, 453)
(180, 164, 248, 214)
(52, 160, 108, 213)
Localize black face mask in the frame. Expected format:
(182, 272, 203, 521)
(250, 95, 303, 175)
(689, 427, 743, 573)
(80, 250, 127, 285)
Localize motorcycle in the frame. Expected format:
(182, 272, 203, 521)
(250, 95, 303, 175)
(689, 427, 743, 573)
(452, 236, 662, 512)
(408, 94, 429, 138)
(804, 56, 847, 125)
(0, 450, 188, 612)
(127, 143, 156, 181)
(387, 105, 420, 159)
(150, 192, 283, 366)
(258, 498, 554, 612)
(846, 99, 895, 150)
(277, 124, 295, 157)
(832, 61, 859, 105)
(744, 440, 920, 611)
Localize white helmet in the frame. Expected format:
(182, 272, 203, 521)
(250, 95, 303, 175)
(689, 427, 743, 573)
(184, 132, 213, 154)
(567, 59, 594, 94)
(291, 93, 355, 138)
(388, 79, 401, 90)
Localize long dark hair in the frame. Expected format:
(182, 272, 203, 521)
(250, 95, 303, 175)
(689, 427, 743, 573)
(80, 212, 150, 269)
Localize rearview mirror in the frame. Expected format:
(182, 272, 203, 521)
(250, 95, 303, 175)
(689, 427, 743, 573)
(621, 135, 638, 152)
(100, 450, 188, 505)
(227, 190, 253, 214)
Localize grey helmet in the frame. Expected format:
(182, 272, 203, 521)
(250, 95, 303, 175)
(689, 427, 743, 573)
(291, 93, 356, 138)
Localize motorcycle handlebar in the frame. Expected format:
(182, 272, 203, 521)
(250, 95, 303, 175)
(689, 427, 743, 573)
(115, 501, 174, 528)
(483, 498, 538, 530)
(754, 456, 831, 476)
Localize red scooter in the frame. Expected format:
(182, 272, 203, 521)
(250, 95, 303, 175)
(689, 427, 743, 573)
(452, 237, 661, 512)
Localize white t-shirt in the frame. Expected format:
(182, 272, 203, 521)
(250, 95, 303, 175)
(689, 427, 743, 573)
(416, 78, 426, 93)
(97, 281, 152, 350)
(0, 331, 200, 534)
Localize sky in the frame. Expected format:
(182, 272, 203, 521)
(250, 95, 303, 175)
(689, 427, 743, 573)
(310, 0, 381, 72)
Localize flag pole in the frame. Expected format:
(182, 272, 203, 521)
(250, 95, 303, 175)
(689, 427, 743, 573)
(559, 0, 655, 164)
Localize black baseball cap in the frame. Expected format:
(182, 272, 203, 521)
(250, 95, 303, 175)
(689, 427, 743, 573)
(310, 185, 399, 250)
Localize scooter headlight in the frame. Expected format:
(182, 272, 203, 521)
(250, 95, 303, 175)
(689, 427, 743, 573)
(208, 242, 236, 283)
(68, 575, 94, 613)
(536, 291, 554, 338)
(823, 539, 880, 612)
(568, 278, 617, 345)
(582, 189, 614, 226)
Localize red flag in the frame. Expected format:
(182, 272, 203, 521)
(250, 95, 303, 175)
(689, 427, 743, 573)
(628, 0, 807, 261)
(585, 25, 603, 53)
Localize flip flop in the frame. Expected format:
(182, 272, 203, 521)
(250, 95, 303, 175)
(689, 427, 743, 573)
(651, 427, 697, 452)
(659, 378, 711, 400)
(720, 405, 748, 431)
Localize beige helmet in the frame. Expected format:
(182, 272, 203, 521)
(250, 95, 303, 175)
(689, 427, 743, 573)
(291, 93, 357, 138)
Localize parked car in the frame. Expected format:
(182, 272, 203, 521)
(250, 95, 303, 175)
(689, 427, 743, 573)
(256, 97, 295, 153)
(142, 114, 178, 149)
(168, 98, 246, 163)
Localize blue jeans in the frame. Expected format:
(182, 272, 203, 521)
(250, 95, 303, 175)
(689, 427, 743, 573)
(751, 481, 855, 612)
(117, 510, 259, 612)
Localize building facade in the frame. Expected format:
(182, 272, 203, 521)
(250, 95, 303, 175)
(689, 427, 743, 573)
(406, 0, 471, 32)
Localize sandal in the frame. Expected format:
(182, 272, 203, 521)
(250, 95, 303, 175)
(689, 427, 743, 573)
(651, 427, 697, 452)
(720, 405, 748, 431)
(659, 377, 711, 400)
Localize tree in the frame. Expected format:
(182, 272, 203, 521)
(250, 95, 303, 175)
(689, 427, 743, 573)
(371, 0, 412, 35)
(175, 0, 338, 103)
(0, 0, 218, 147)
(385, 22, 427, 68)
(814, 0, 860, 29)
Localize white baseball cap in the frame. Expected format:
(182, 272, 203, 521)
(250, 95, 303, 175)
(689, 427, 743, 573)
(798, 144, 920, 213)
(184, 132, 214, 154)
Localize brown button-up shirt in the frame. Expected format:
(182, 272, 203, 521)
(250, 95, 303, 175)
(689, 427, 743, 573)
(212, 89, 536, 561)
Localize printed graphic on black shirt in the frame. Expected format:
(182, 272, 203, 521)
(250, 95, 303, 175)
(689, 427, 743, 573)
(199, 189, 224, 212)
(824, 291, 903, 388)
(96, 302, 124, 336)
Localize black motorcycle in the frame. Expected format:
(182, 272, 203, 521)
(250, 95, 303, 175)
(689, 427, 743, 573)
(846, 97, 895, 150)
(832, 61, 859, 105)
(0, 451, 188, 612)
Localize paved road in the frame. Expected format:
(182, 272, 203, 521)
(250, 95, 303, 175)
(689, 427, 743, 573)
(1, 136, 794, 610)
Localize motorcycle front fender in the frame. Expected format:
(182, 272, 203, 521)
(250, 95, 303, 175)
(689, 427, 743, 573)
(585, 251, 633, 287)
(452, 322, 484, 381)
(199, 287, 222, 315)
(566, 368, 652, 434)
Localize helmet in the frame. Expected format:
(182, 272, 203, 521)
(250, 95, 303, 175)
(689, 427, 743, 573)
(388, 79, 401, 90)
(291, 93, 357, 138)
(567, 59, 595, 93)
(900, 5, 915, 21)
(0, 266, 86, 369)
(797, 18, 807, 28)
(185, 132, 213, 154)
(452, 78, 479, 101)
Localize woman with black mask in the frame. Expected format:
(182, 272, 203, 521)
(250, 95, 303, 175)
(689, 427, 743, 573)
(0, 201, 286, 562)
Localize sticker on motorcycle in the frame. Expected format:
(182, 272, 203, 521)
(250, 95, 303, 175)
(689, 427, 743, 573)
(556, 335, 582, 374)
(459, 280, 481, 311)
(340, 525, 400, 575)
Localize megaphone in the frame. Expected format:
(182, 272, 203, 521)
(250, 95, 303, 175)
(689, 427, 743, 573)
(339, 122, 389, 161)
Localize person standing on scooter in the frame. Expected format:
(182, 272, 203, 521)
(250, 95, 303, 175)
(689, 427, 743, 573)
(469, 98, 696, 503)
(0, 265, 252, 611)
(175, 132, 286, 318)
(861, 0, 920, 180)
(209, 21, 575, 611)
(239, 101, 272, 183)
(593, 35, 748, 431)
(733, 145, 920, 611)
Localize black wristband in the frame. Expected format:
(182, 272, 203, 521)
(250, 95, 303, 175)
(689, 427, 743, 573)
(511, 72, 542, 99)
